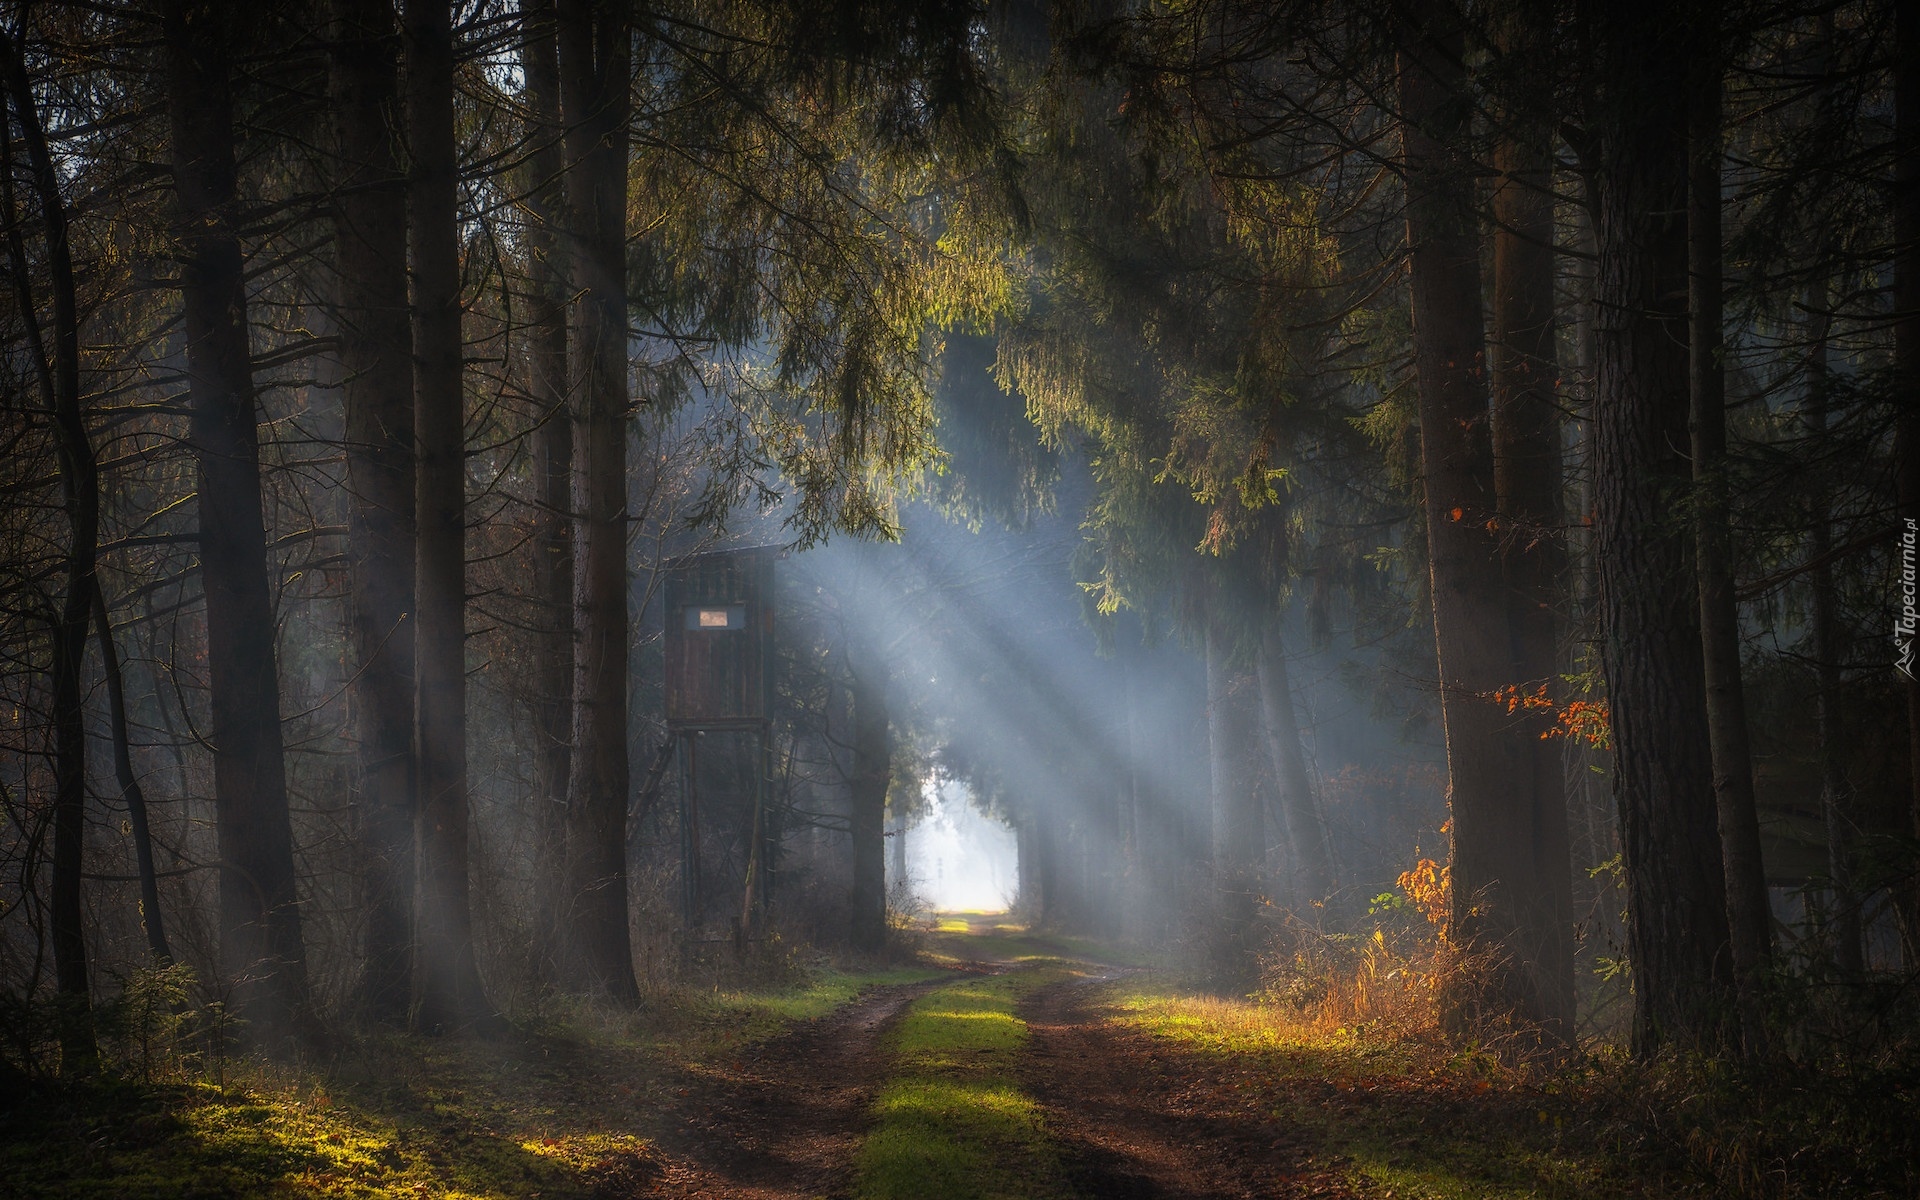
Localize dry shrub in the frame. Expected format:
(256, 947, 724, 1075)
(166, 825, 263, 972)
(1256, 859, 1540, 1056)
(1256, 915, 1453, 1042)
(1253, 852, 1460, 1042)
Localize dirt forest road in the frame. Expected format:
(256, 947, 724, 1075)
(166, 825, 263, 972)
(634, 921, 1345, 1200)
(1022, 975, 1361, 1200)
(642, 976, 951, 1199)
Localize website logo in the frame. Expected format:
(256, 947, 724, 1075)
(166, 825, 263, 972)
(1898, 518, 1917, 680)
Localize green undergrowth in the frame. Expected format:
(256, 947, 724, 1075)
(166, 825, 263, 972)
(0, 963, 936, 1200)
(856, 964, 1075, 1200)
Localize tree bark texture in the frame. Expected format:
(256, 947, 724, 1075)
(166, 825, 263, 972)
(1204, 618, 1263, 983)
(1, 28, 99, 1062)
(405, 0, 492, 1031)
(559, 0, 637, 999)
(1805, 292, 1864, 980)
(163, 0, 312, 1041)
(520, 0, 574, 980)
(888, 798, 908, 896)
(1033, 808, 1063, 928)
(1583, 0, 1737, 1053)
(1400, 14, 1559, 1038)
(330, 0, 417, 1023)
(1686, 25, 1773, 1045)
(94, 590, 172, 965)
(849, 645, 890, 953)
(1255, 627, 1331, 905)
(1205, 622, 1264, 884)
(1015, 813, 1040, 922)
(1119, 638, 1142, 884)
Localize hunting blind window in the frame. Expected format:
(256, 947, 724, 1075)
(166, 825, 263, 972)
(688, 606, 745, 630)
(663, 548, 776, 728)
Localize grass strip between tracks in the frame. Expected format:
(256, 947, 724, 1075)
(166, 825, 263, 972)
(855, 964, 1072, 1200)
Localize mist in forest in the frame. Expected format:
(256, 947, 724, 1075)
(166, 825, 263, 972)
(904, 780, 1016, 913)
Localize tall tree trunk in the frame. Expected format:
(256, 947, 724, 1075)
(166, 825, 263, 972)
(163, 0, 312, 1042)
(1015, 811, 1040, 921)
(405, 0, 493, 1032)
(1205, 618, 1262, 980)
(1490, 177, 1577, 1040)
(1035, 807, 1064, 927)
(1488, 7, 1576, 1043)
(888, 798, 908, 899)
(1564, 199, 1626, 968)
(1895, 0, 1920, 968)
(330, 0, 417, 1023)
(1, 30, 98, 1064)
(1400, 11, 1551, 1038)
(1119, 634, 1142, 890)
(558, 0, 637, 999)
(1205, 622, 1263, 882)
(25, 213, 172, 976)
(520, 0, 574, 983)
(1256, 626, 1331, 904)
(1805, 290, 1864, 980)
(94, 590, 171, 965)
(46, 609, 91, 1067)
(1581, 0, 1737, 1054)
(849, 644, 890, 953)
(1687, 23, 1773, 1049)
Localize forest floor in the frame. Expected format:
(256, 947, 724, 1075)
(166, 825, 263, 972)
(5, 915, 1915, 1198)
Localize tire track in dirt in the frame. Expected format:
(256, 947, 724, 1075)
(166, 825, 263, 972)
(1019, 973, 1364, 1200)
(637, 975, 958, 1199)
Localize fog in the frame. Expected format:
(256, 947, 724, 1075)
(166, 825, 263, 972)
(905, 780, 1018, 913)
(663, 335, 1458, 947)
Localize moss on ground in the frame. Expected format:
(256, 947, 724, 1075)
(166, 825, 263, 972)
(0, 964, 937, 1200)
(855, 968, 1073, 1200)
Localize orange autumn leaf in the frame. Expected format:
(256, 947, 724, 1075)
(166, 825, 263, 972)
(1397, 857, 1451, 936)
(1491, 683, 1611, 750)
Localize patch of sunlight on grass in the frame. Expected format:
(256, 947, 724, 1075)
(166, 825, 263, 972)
(517, 1129, 646, 1165)
(874, 1077, 1040, 1125)
(855, 967, 1071, 1200)
(894, 983, 1026, 1050)
(1112, 986, 1322, 1056)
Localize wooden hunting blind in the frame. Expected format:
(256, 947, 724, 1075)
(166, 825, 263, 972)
(664, 546, 777, 729)
(661, 546, 780, 940)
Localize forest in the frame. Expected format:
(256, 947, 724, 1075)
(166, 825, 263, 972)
(1, 0, 1917, 1196)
